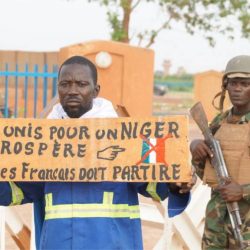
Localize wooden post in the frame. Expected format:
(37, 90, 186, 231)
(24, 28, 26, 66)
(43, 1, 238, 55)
(5, 207, 31, 250)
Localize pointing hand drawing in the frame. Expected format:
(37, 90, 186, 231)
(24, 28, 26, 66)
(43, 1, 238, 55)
(97, 145, 126, 161)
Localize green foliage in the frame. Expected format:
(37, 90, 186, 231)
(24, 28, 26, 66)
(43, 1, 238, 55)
(239, 13, 250, 37)
(154, 75, 194, 92)
(107, 11, 126, 41)
(156, 74, 193, 82)
(87, 0, 250, 47)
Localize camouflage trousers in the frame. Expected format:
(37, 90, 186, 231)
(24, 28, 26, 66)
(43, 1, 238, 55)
(202, 192, 250, 250)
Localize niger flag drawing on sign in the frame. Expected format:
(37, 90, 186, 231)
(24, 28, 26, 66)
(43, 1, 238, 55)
(138, 134, 172, 165)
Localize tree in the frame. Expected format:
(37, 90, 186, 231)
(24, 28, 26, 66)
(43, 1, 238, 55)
(87, 0, 250, 48)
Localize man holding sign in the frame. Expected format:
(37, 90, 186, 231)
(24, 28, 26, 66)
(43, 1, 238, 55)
(0, 56, 194, 249)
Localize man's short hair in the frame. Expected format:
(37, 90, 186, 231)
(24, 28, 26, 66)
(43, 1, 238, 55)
(58, 56, 98, 85)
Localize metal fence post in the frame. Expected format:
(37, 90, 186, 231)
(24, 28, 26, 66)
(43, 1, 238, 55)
(14, 64, 19, 118)
(4, 64, 9, 118)
(33, 64, 38, 118)
(43, 64, 48, 108)
(24, 64, 29, 118)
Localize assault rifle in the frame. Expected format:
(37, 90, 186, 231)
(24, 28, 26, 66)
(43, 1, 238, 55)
(190, 102, 248, 250)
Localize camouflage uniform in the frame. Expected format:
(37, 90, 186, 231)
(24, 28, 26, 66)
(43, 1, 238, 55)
(194, 110, 250, 250)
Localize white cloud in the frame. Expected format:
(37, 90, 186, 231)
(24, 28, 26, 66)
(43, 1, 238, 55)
(0, 0, 109, 51)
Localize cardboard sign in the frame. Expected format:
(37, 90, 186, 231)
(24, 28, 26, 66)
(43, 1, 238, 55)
(0, 116, 190, 182)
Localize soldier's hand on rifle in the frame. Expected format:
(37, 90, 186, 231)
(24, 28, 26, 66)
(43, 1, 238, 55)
(190, 139, 213, 162)
(217, 178, 243, 202)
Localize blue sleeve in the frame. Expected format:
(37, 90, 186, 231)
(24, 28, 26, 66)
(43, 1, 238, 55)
(168, 191, 190, 217)
(0, 183, 12, 205)
(154, 183, 169, 200)
(153, 183, 190, 217)
(135, 182, 169, 200)
(0, 182, 44, 206)
(33, 199, 45, 249)
(133, 182, 151, 196)
(16, 182, 44, 202)
(133, 182, 190, 217)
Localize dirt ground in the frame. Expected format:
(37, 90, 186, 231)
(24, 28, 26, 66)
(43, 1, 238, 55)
(5, 91, 200, 250)
(153, 91, 194, 116)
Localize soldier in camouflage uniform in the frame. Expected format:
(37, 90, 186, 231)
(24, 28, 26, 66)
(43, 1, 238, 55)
(190, 55, 250, 250)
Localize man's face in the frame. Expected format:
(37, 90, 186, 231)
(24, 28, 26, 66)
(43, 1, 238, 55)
(58, 63, 100, 118)
(226, 77, 250, 109)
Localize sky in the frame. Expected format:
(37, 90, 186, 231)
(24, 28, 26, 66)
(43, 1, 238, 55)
(0, 0, 250, 74)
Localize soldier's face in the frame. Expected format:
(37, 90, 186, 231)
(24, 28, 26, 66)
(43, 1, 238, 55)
(227, 78, 250, 109)
(58, 63, 100, 118)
